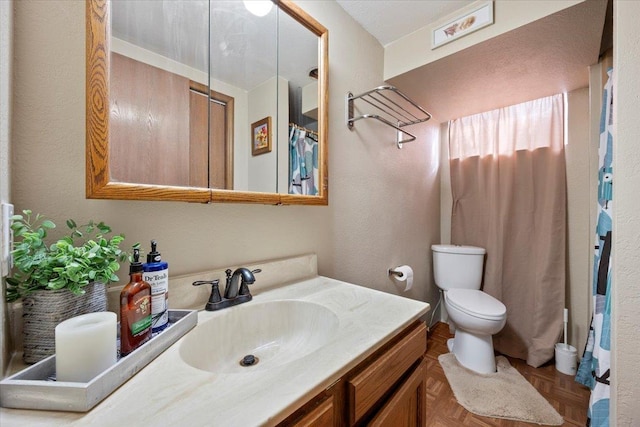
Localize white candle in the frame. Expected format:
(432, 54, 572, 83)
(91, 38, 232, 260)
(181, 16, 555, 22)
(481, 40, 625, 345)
(55, 312, 117, 383)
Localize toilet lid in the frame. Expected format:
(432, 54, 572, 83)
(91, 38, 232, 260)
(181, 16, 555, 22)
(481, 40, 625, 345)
(446, 289, 506, 321)
(431, 244, 486, 255)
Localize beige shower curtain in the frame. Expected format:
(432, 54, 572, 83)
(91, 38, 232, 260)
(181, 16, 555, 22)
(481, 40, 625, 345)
(449, 94, 566, 367)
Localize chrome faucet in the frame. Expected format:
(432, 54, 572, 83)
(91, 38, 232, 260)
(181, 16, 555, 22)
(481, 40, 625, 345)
(192, 267, 261, 311)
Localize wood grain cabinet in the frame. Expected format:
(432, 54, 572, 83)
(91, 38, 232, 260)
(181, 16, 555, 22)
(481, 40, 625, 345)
(367, 358, 427, 427)
(280, 321, 427, 427)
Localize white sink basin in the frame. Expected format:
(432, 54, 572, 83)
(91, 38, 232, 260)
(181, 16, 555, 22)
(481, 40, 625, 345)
(179, 300, 339, 374)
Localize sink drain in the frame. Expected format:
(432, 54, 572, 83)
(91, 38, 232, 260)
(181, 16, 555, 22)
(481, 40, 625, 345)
(239, 354, 259, 367)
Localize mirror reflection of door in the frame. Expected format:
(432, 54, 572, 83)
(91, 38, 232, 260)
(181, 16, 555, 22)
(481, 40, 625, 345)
(110, 53, 192, 186)
(189, 82, 234, 189)
(110, 54, 233, 189)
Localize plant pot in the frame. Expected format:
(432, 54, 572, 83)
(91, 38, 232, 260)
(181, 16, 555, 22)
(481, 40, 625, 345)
(21, 282, 107, 364)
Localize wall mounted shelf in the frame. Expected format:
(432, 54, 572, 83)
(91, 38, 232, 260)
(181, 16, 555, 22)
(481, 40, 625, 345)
(347, 85, 431, 149)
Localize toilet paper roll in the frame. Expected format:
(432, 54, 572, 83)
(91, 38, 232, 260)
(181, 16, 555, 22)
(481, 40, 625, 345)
(392, 265, 414, 292)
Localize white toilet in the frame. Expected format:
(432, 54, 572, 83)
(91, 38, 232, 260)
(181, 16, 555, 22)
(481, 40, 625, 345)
(432, 244, 507, 374)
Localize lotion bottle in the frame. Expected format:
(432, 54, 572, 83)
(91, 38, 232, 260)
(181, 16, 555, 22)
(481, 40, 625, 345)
(143, 240, 169, 332)
(120, 248, 152, 356)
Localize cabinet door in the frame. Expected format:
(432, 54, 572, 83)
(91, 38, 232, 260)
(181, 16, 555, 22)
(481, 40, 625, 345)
(368, 358, 427, 427)
(348, 322, 427, 425)
(291, 395, 335, 427)
(281, 379, 344, 427)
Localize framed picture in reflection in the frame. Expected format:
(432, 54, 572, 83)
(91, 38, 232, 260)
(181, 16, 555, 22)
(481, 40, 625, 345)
(251, 116, 272, 156)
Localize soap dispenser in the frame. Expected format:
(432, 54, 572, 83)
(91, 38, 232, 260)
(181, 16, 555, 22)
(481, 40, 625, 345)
(143, 240, 169, 332)
(120, 247, 152, 356)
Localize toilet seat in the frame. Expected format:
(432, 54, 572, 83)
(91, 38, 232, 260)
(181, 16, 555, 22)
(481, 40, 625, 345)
(446, 289, 506, 321)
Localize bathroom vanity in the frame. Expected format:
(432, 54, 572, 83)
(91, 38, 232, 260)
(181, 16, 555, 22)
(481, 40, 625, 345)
(0, 255, 430, 426)
(281, 321, 427, 426)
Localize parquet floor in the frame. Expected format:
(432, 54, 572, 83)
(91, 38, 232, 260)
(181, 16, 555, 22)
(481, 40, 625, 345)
(425, 322, 591, 426)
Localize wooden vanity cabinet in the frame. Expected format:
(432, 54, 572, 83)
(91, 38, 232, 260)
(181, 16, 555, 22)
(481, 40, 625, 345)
(280, 321, 427, 427)
(367, 358, 427, 427)
(282, 379, 345, 426)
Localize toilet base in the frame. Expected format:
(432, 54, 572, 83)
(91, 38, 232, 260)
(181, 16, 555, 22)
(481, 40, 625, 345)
(450, 329, 497, 374)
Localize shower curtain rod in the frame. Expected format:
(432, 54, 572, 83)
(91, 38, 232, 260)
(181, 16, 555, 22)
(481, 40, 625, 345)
(289, 122, 318, 137)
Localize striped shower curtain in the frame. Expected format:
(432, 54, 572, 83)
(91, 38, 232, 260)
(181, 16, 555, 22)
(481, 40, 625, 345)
(288, 124, 318, 196)
(575, 68, 613, 426)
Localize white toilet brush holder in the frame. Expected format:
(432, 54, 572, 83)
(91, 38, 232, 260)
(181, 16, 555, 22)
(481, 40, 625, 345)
(555, 308, 577, 375)
(555, 343, 577, 375)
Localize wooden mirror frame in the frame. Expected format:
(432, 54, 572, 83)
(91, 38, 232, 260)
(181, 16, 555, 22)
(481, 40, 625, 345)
(86, 0, 328, 205)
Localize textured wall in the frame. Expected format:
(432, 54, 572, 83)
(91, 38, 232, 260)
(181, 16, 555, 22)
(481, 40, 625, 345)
(564, 88, 595, 356)
(0, 0, 13, 375)
(6, 0, 441, 358)
(613, 1, 640, 423)
(384, 1, 583, 80)
(280, 0, 441, 310)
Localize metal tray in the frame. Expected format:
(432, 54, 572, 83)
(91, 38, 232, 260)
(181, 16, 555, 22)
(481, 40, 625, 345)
(0, 309, 198, 412)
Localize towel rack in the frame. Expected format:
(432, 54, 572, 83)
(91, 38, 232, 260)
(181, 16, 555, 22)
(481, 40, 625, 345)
(347, 85, 431, 149)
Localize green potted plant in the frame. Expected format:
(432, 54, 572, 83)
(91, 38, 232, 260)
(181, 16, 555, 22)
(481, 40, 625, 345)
(5, 210, 128, 363)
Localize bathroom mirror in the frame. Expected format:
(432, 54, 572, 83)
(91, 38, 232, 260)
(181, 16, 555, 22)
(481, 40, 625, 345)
(86, 0, 328, 204)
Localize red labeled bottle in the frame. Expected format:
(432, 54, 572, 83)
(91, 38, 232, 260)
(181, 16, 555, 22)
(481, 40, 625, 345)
(120, 247, 152, 356)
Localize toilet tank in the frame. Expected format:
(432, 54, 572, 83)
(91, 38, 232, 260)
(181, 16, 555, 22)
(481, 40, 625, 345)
(431, 245, 486, 291)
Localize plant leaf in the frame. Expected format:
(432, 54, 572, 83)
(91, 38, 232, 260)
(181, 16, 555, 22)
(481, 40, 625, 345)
(41, 220, 56, 229)
(5, 212, 126, 301)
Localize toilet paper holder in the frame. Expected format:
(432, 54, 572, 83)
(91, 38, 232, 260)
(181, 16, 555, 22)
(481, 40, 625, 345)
(388, 268, 405, 278)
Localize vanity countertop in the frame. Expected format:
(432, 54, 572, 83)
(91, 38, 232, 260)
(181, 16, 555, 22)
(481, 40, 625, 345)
(0, 276, 430, 426)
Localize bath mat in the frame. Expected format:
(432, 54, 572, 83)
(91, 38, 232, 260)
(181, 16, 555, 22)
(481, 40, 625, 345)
(438, 353, 564, 425)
